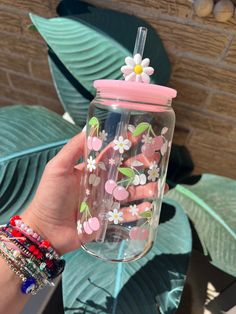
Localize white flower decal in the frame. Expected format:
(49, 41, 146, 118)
(129, 204, 139, 216)
(148, 162, 160, 181)
(87, 156, 96, 172)
(85, 189, 90, 196)
(99, 130, 108, 141)
(107, 208, 124, 225)
(121, 53, 154, 83)
(141, 134, 153, 144)
(77, 220, 83, 235)
(113, 136, 131, 154)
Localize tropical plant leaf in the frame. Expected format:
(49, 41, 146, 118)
(118, 167, 135, 178)
(57, 0, 171, 85)
(0, 105, 81, 222)
(133, 122, 150, 137)
(30, 6, 171, 127)
(30, 13, 130, 97)
(63, 200, 191, 314)
(167, 174, 236, 277)
(48, 54, 91, 127)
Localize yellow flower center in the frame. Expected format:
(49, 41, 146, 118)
(134, 64, 143, 75)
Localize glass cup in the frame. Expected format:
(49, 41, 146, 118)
(78, 80, 177, 262)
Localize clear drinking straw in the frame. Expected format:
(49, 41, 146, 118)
(133, 26, 147, 57)
(96, 27, 148, 243)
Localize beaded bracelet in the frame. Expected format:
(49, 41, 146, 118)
(0, 248, 39, 294)
(3, 225, 65, 279)
(0, 229, 57, 286)
(0, 229, 58, 294)
(0, 236, 51, 287)
(0, 233, 48, 294)
(0, 215, 65, 295)
(10, 216, 59, 259)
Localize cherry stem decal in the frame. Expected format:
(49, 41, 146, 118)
(104, 167, 134, 202)
(132, 122, 156, 137)
(87, 117, 103, 152)
(129, 208, 153, 241)
(117, 167, 135, 189)
(89, 117, 100, 136)
(133, 122, 165, 158)
(80, 200, 91, 219)
(79, 200, 100, 234)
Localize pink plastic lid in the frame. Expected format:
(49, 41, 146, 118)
(93, 80, 177, 107)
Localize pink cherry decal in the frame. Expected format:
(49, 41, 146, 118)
(152, 136, 163, 151)
(88, 217, 100, 231)
(105, 180, 117, 194)
(83, 221, 93, 234)
(87, 136, 93, 150)
(129, 227, 139, 240)
(113, 186, 129, 201)
(92, 137, 102, 151)
(139, 228, 149, 241)
(141, 143, 155, 157)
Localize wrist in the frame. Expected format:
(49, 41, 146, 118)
(1, 213, 65, 296)
(21, 205, 62, 256)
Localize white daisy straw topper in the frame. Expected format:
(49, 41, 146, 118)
(121, 53, 154, 83)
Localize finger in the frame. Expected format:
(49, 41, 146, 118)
(120, 202, 152, 223)
(124, 152, 161, 169)
(127, 182, 157, 202)
(52, 132, 85, 169)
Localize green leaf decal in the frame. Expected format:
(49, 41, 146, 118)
(80, 201, 88, 213)
(118, 167, 135, 178)
(133, 122, 150, 137)
(139, 210, 153, 219)
(89, 117, 99, 127)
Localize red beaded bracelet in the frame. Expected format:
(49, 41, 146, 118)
(0, 216, 65, 293)
(9, 216, 59, 259)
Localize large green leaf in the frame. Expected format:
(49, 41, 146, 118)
(48, 53, 108, 128)
(57, 0, 171, 86)
(167, 174, 236, 276)
(48, 54, 91, 127)
(0, 105, 81, 222)
(62, 200, 191, 314)
(30, 6, 171, 126)
(30, 13, 130, 97)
